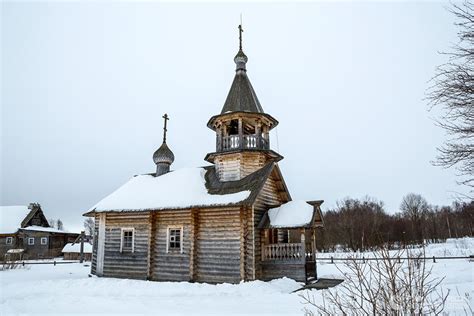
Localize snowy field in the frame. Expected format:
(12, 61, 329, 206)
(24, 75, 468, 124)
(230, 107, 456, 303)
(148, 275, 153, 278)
(0, 238, 472, 315)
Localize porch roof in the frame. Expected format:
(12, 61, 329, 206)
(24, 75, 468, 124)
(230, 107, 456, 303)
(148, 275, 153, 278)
(258, 200, 324, 229)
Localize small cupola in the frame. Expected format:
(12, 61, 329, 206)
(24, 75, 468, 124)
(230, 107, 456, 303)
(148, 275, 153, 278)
(153, 113, 175, 176)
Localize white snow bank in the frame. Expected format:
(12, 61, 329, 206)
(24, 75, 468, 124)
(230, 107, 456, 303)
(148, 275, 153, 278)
(62, 243, 93, 253)
(0, 264, 305, 315)
(90, 167, 251, 212)
(20, 226, 69, 233)
(268, 200, 314, 228)
(0, 205, 30, 234)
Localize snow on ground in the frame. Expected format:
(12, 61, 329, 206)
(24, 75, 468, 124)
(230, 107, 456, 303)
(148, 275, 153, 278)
(0, 238, 472, 315)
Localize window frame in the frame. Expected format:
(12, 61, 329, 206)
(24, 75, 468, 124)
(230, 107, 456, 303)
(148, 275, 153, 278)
(6, 237, 13, 245)
(40, 237, 48, 245)
(28, 237, 35, 245)
(166, 226, 183, 254)
(120, 228, 135, 253)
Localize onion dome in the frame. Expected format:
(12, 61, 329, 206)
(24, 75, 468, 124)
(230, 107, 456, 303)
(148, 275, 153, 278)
(234, 49, 248, 72)
(154, 113, 175, 176)
(153, 142, 175, 165)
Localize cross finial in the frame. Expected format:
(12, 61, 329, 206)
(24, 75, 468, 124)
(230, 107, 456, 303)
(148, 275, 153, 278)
(238, 24, 243, 51)
(162, 113, 169, 143)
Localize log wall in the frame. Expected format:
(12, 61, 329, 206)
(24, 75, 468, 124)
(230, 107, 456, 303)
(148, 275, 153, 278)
(151, 210, 192, 282)
(196, 208, 242, 283)
(215, 152, 269, 181)
(101, 212, 150, 280)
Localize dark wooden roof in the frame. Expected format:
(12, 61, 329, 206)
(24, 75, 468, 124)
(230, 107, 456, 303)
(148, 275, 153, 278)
(21, 203, 49, 229)
(221, 70, 263, 114)
(204, 161, 276, 205)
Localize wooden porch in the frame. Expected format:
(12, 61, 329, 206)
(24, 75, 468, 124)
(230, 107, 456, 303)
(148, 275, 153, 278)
(260, 228, 317, 283)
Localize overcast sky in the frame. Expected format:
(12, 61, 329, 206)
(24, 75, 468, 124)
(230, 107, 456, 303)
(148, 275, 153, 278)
(1, 1, 468, 232)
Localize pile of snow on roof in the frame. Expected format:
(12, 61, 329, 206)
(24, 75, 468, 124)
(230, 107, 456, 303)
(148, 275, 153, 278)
(90, 167, 251, 212)
(62, 243, 93, 253)
(268, 200, 314, 228)
(21, 226, 68, 233)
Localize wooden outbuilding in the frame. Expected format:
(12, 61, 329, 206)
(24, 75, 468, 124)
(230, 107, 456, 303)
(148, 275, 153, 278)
(84, 25, 324, 283)
(62, 242, 93, 261)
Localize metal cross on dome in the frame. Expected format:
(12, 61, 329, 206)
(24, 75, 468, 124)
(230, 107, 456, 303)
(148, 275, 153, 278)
(162, 113, 169, 143)
(238, 24, 243, 51)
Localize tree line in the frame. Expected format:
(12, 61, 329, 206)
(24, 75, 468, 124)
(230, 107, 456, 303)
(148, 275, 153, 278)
(318, 194, 473, 252)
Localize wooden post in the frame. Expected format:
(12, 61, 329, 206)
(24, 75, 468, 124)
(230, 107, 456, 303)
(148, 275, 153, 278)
(312, 228, 317, 279)
(96, 213, 106, 276)
(239, 207, 247, 281)
(216, 125, 223, 152)
(255, 121, 261, 148)
(79, 231, 85, 263)
(300, 228, 306, 262)
(146, 212, 154, 280)
(238, 118, 243, 149)
(189, 209, 199, 282)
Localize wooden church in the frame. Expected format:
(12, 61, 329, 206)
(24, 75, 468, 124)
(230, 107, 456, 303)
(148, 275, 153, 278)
(84, 26, 324, 284)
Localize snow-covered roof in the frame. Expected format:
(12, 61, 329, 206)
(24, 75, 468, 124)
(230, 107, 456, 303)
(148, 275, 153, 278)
(267, 201, 315, 228)
(62, 242, 93, 253)
(89, 167, 252, 212)
(0, 206, 31, 234)
(20, 226, 68, 233)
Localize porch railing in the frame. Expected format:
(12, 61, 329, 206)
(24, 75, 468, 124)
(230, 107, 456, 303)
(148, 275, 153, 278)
(262, 243, 303, 261)
(221, 134, 269, 151)
(262, 242, 316, 262)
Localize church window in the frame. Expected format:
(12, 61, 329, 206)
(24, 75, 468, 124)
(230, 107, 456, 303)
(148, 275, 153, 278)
(167, 227, 183, 253)
(120, 228, 134, 253)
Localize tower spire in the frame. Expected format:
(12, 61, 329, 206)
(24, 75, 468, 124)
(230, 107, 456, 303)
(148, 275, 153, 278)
(162, 113, 169, 143)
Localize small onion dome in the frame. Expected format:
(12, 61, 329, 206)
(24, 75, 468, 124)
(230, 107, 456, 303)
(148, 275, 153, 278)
(153, 142, 175, 165)
(234, 49, 248, 71)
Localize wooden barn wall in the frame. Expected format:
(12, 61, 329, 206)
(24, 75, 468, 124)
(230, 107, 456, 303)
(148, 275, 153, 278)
(196, 208, 242, 283)
(91, 214, 99, 275)
(151, 210, 192, 282)
(253, 175, 286, 279)
(102, 212, 150, 280)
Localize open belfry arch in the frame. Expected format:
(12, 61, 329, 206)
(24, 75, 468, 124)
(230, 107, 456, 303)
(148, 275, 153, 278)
(85, 25, 324, 284)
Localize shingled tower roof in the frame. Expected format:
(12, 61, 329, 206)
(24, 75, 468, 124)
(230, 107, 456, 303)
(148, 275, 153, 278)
(220, 25, 264, 114)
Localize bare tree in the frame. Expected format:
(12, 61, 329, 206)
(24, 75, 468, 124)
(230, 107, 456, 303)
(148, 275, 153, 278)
(427, 1, 474, 193)
(56, 219, 64, 231)
(400, 194, 429, 244)
(301, 247, 449, 315)
(48, 218, 56, 228)
(84, 218, 94, 236)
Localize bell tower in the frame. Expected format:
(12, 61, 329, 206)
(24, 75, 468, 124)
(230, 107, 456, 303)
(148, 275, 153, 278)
(205, 25, 282, 181)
